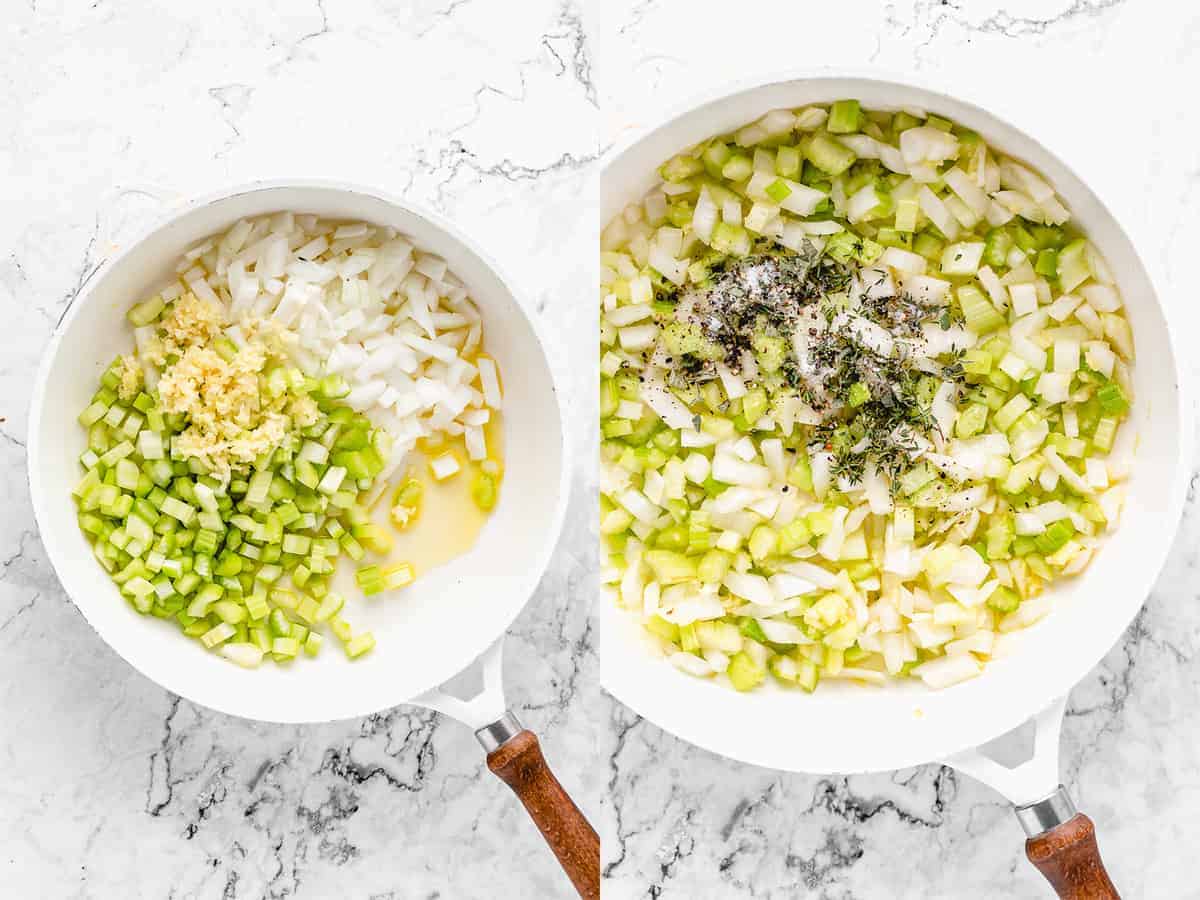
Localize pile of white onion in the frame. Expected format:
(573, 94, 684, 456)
(170, 212, 502, 490)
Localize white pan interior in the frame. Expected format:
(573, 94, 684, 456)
(29, 182, 568, 724)
(600, 74, 1189, 774)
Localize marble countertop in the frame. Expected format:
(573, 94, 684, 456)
(2, 1, 1199, 898)
(0, 2, 600, 898)
(595, 1, 1200, 898)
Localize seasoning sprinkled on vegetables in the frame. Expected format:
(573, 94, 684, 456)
(600, 98, 1136, 695)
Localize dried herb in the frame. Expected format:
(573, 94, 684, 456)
(657, 241, 959, 485)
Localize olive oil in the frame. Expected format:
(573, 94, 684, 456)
(369, 412, 504, 576)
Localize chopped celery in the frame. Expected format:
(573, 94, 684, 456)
(660, 153, 704, 182)
(738, 617, 768, 644)
(806, 134, 856, 175)
(126, 296, 164, 326)
(645, 616, 680, 644)
(679, 623, 699, 653)
(775, 146, 801, 178)
(345, 631, 376, 659)
(304, 631, 323, 657)
(593, 100, 1136, 696)
(777, 519, 813, 553)
(764, 178, 792, 203)
(1035, 520, 1075, 555)
(894, 197, 919, 233)
(711, 221, 751, 257)
(720, 154, 753, 182)
(1057, 239, 1090, 292)
(1096, 382, 1129, 416)
(787, 455, 814, 493)
(1091, 418, 1118, 452)
(955, 403, 989, 438)
(727, 652, 765, 691)
(200, 622, 236, 649)
(986, 514, 1015, 560)
(702, 142, 733, 177)
(697, 549, 731, 584)
(381, 563, 414, 591)
(826, 100, 862, 134)
(987, 585, 1021, 614)
(643, 550, 698, 585)
(471, 471, 498, 512)
(748, 525, 777, 561)
(1035, 248, 1058, 279)
(654, 524, 688, 552)
(957, 285, 1004, 335)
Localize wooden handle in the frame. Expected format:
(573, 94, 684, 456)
(1026, 813, 1120, 899)
(487, 729, 600, 900)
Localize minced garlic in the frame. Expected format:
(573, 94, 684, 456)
(149, 290, 317, 475)
(157, 341, 283, 474)
(153, 291, 225, 363)
(157, 344, 263, 428)
(287, 393, 320, 429)
(116, 355, 143, 402)
(238, 314, 291, 350)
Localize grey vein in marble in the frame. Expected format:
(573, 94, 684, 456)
(4, 1, 1200, 898)
(0, 1, 599, 898)
(595, 1, 1200, 898)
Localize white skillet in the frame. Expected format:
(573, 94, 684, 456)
(27, 181, 599, 898)
(600, 72, 1190, 897)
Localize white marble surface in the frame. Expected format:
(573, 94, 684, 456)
(5, 1, 1200, 898)
(594, 1, 1200, 897)
(0, 2, 600, 898)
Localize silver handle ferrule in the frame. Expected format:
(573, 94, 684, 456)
(1015, 785, 1077, 837)
(475, 711, 523, 753)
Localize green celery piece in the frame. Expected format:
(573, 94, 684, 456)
(805, 134, 856, 176)
(957, 284, 1004, 335)
(796, 658, 819, 692)
(660, 154, 703, 183)
(775, 145, 801, 178)
(127, 295, 165, 327)
(345, 632, 376, 659)
(955, 403, 989, 439)
(1091, 417, 1118, 452)
(696, 549, 731, 584)
(1035, 248, 1058, 279)
(764, 178, 792, 202)
(642, 550, 698, 585)
(738, 617, 768, 644)
(727, 652, 765, 691)
(741, 387, 769, 423)
(654, 524, 689, 553)
(777, 519, 812, 554)
(747, 525, 777, 561)
(678, 623, 700, 653)
(983, 228, 1013, 269)
(702, 142, 732, 177)
(330, 615, 354, 644)
(1057, 239, 1091, 292)
(721, 154, 753, 182)
(986, 585, 1021, 614)
(892, 111, 923, 133)
(1035, 520, 1075, 555)
(711, 221, 751, 257)
(827, 100, 862, 134)
(304, 632, 323, 657)
(1096, 382, 1129, 416)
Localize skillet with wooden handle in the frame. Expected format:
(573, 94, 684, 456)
(600, 71, 1189, 898)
